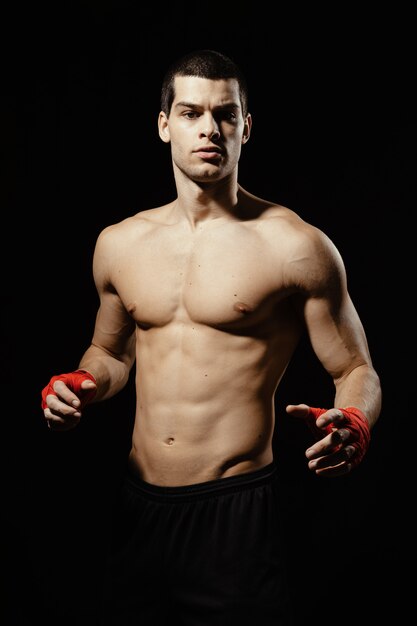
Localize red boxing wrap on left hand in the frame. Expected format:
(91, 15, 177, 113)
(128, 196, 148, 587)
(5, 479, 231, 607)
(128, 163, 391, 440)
(306, 405, 371, 468)
(339, 406, 371, 468)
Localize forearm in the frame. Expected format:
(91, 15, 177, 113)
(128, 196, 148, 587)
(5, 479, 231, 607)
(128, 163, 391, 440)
(78, 344, 134, 402)
(334, 363, 382, 428)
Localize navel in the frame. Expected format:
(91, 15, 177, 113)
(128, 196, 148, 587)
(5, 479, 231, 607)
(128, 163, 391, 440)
(165, 437, 175, 446)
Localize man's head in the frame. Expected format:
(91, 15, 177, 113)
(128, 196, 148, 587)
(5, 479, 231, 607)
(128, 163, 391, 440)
(160, 49, 249, 119)
(158, 50, 252, 184)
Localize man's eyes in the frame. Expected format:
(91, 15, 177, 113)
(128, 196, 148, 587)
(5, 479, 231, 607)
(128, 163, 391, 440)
(181, 111, 237, 121)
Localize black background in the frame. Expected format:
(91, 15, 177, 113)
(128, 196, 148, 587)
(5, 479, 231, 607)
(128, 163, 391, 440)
(3, 2, 416, 625)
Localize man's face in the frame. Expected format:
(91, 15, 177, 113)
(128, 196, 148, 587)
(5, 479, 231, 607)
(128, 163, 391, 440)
(158, 76, 251, 183)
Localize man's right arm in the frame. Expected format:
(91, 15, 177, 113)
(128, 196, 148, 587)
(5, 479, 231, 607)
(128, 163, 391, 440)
(42, 225, 136, 430)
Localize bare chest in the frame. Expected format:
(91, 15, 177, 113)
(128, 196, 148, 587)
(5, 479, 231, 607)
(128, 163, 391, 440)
(112, 226, 286, 328)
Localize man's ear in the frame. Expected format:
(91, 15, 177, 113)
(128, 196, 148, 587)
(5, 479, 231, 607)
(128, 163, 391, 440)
(158, 111, 170, 143)
(241, 113, 252, 144)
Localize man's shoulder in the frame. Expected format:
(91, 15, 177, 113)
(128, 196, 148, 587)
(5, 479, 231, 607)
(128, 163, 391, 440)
(247, 195, 317, 242)
(239, 186, 311, 232)
(244, 191, 341, 275)
(96, 204, 173, 241)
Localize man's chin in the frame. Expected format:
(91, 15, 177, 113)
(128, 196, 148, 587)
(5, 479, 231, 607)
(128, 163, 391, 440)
(190, 165, 224, 182)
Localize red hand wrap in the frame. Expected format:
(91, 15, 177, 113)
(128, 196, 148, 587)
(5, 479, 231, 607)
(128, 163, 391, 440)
(339, 406, 371, 468)
(306, 406, 371, 467)
(41, 369, 97, 410)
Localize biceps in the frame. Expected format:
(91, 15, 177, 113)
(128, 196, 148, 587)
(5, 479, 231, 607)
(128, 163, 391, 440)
(91, 294, 136, 364)
(303, 294, 371, 378)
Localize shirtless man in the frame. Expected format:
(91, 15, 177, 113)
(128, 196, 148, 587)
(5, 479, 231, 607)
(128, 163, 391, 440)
(41, 50, 381, 625)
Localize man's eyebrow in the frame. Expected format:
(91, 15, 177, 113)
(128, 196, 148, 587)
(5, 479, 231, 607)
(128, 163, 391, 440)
(174, 101, 240, 110)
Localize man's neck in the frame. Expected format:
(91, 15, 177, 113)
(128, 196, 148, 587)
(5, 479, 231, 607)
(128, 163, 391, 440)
(173, 173, 241, 229)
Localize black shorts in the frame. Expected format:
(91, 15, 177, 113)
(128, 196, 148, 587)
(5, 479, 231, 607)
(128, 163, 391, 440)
(99, 462, 294, 626)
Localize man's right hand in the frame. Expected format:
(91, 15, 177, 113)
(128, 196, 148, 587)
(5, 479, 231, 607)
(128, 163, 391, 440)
(41, 370, 97, 431)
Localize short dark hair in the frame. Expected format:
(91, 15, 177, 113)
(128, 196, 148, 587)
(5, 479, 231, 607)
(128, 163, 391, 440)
(160, 49, 249, 118)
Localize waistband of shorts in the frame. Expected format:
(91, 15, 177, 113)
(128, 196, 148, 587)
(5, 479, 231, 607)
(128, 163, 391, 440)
(124, 461, 277, 501)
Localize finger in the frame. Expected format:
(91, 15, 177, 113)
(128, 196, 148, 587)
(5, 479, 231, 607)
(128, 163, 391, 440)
(309, 444, 356, 471)
(305, 427, 351, 460)
(44, 407, 69, 422)
(305, 433, 334, 459)
(314, 462, 352, 477)
(80, 379, 97, 391)
(44, 408, 81, 430)
(44, 394, 81, 417)
(315, 408, 344, 429)
(333, 428, 351, 445)
(52, 380, 83, 408)
(285, 403, 310, 417)
(287, 405, 336, 437)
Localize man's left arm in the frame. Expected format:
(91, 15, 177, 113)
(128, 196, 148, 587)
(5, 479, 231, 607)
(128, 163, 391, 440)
(287, 230, 382, 476)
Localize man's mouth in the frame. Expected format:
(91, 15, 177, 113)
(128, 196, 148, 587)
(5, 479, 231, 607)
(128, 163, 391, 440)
(193, 146, 223, 160)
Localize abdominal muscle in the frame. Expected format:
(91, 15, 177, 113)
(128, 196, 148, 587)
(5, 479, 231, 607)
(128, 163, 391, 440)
(127, 321, 294, 486)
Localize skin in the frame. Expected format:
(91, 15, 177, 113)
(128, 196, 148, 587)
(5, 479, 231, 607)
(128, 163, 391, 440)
(43, 76, 381, 485)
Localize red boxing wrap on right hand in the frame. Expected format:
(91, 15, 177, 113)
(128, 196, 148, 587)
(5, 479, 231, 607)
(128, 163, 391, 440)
(41, 369, 97, 410)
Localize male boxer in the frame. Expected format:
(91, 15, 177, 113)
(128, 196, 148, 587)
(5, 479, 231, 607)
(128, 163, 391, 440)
(41, 49, 381, 625)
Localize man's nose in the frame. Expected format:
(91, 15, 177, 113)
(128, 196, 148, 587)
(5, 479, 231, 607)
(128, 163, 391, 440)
(199, 115, 220, 140)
